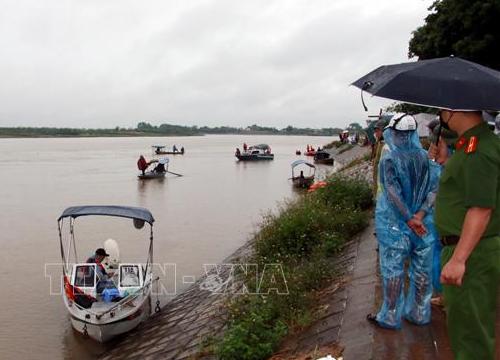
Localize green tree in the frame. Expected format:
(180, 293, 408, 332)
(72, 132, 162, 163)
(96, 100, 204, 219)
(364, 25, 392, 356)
(385, 102, 438, 115)
(137, 122, 155, 131)
(409, 0, 500, 70)
(347, 122, 362, 131)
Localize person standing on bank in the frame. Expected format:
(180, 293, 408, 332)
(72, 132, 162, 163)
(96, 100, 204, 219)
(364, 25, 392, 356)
(371, 119, 386, 195)
(368, 114, 435, 329)
(430, 110, 500, 360)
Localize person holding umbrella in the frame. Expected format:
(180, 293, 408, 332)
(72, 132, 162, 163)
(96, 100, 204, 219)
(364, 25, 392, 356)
(353, 56, 500, 360)
(424, 119, 458, 307)
(429, 110, 500, 360)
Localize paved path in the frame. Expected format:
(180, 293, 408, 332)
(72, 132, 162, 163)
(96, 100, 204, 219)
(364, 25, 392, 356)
(269, 222, 375, 360)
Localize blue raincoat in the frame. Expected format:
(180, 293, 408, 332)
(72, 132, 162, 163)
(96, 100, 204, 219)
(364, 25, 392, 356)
(374, 128, 435, 329)
(421, 161, 443, 294)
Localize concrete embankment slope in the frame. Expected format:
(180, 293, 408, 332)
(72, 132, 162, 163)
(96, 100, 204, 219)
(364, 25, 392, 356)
(101, 241, 254, 360)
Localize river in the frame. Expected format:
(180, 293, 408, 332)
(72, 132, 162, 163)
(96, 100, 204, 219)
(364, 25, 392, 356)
(0, 134, 336, 359)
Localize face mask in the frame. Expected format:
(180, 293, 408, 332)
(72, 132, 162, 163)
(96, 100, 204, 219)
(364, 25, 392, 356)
(440, 119, 450, 131)
(439, 112, 454, 131)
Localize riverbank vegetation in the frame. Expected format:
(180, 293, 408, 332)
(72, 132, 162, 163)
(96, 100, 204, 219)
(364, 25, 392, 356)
(0, 122, 343, 138)
(215, 176, 372, 360)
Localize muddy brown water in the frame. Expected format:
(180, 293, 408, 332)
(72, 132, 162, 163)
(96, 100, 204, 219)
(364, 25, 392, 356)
(0, 135, 337, 359)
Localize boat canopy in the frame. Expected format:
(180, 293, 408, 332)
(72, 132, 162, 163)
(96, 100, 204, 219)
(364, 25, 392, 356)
(250, 144, 271, 150)
(152, 145, 165, 149)
(58, 205, 154, 224)
(291, 160, 315, 169)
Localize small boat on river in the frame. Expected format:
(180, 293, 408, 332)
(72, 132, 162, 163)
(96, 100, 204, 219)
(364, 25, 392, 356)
(152, 145, 184, 155)
(314, 150, 334, 165)
(235, 144, 274, 161)
(57, 205, 157, 342)
(291, 160, 315, 189)
(138, 158, 169, 180)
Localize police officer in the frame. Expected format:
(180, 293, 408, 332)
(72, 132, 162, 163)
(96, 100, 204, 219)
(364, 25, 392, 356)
(430, 110, 500, 360)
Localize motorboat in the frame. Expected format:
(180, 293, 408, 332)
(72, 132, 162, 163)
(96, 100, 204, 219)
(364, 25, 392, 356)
(138, 157, 169, 180)
(152, 145, 185, 155)
(314, 150, 334, 165)
(290, 160, 315, 189)
(57, 205, 157, 342)
(235, 144, 274, 161)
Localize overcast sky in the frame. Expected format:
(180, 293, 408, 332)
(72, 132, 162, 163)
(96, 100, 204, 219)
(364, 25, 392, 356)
(0, 0, 433, 129)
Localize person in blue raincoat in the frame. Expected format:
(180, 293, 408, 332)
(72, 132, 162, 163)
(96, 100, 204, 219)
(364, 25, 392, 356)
(416, 160, 442, 297)
(423, 121, 458, 302)
(368, 113, 436, 329)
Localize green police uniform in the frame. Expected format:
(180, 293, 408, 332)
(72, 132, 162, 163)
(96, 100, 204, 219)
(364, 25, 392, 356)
(435, 122, 500, 360)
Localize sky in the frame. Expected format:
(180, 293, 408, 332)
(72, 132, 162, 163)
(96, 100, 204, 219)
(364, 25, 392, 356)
(0, 0, 434, 129)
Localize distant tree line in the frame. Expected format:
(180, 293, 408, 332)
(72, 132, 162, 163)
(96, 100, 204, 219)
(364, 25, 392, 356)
(0, 122, 346, 138)
(0, 127, 145, 137)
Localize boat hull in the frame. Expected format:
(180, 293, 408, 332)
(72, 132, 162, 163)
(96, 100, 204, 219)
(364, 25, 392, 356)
(292, 177, 315, 189)
(155, 151, 184, 155)
(138, 171, 166, 179)
(70, 300, 150, 342)
(314, 158, 334, 165)
(66, 293, 151, 342)
(236, 154, 274, 161)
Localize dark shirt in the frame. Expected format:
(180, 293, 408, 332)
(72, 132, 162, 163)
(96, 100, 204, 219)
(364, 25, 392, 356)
(86, 255, 108, 279)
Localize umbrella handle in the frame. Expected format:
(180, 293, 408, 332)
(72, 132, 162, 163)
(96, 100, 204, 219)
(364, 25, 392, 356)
(361, 88, 368, 112)
(431, 124, 443, 162)
(435, 123, 442, 146)
(360, 81, 373, 112)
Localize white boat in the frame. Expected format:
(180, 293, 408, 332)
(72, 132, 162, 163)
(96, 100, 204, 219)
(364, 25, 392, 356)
(57, 205, 157, 342)
(235, 144, 274, 161)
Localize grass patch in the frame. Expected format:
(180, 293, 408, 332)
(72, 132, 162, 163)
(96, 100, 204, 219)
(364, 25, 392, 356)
(337, 144, 354, 154)
(341, 153, 372, 171)
(215, 176, 373, 359)
(323, 140, 343, 149)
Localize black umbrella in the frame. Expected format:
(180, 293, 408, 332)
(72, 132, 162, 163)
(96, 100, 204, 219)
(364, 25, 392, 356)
(352, 56, 500, 111)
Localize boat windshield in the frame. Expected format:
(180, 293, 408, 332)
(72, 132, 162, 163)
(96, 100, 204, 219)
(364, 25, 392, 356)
(74, 265, 96, 288)
(120, 265, 141, 287)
